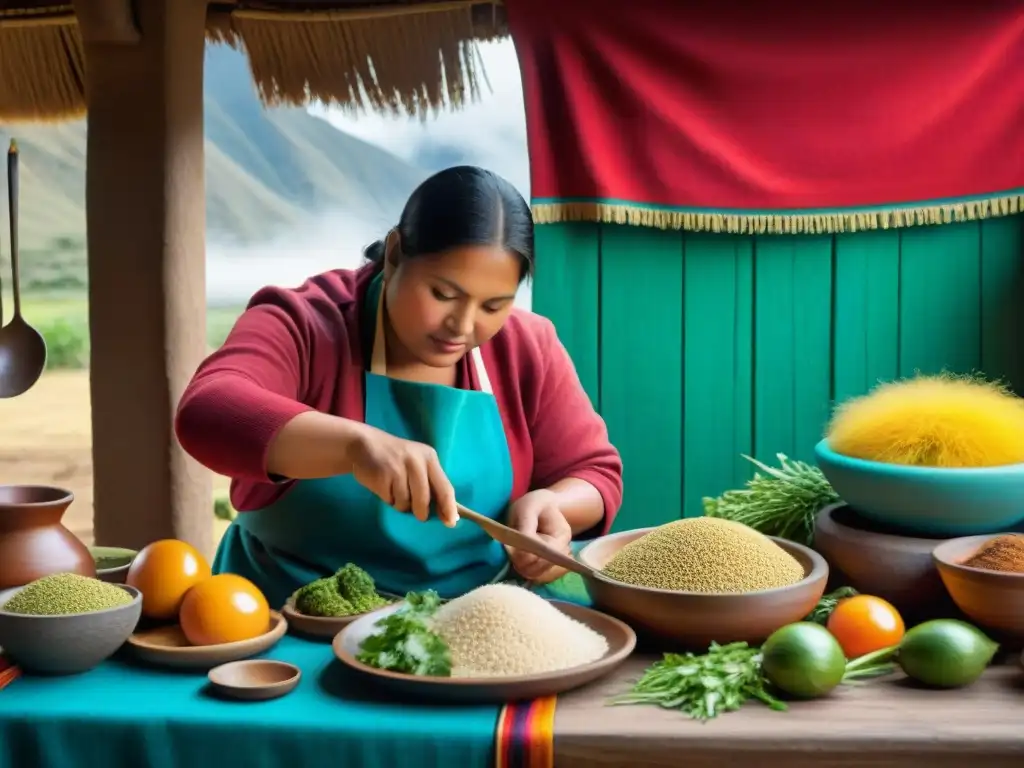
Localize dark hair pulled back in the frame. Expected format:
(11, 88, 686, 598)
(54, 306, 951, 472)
(364, 166, 534, 281)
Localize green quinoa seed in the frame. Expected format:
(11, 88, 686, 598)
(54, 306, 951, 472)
(602, 518, 806, 593)
(3, 573, 134, 616)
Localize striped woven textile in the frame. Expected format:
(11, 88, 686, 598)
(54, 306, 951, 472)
(0, 656, 19, 691)
(494, 697, 557, 768)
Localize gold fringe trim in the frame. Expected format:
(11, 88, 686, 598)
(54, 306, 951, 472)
(533, 195, 1024, 235)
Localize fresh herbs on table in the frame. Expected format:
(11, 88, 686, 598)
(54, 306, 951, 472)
(703, 453, 838, 547)
(610, 642, 786, 721)
(355, 590, 452, 677)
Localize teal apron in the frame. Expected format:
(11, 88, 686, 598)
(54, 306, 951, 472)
(212, 273, 512, 608)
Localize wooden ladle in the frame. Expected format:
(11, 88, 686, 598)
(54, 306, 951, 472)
(456, 503, 600, 579)
(0, 140, 47, 398)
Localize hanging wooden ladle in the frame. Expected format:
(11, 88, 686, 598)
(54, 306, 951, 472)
(0, 140, 47, 398)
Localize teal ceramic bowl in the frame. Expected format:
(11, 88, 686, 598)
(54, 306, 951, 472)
(814, 439, 1024, 537)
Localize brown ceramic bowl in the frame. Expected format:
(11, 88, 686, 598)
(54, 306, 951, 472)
(333, 600, 636, 703)
(0, 583, 142, 675)
(933, 535, 1024, 638)
(577, 527, 828, 648)
(814, 503, 956, 616)
(208, 659, 301, 701)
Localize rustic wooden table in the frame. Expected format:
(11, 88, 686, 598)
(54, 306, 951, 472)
(554, 657, 1024, 768)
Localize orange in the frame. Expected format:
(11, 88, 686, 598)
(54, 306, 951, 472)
(178, 573, 270, 646)
(126, 539, 212, 620)
(826, 594, 905, 659)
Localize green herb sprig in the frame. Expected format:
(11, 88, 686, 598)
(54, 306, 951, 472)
(355, 590, 451, 677)
(804, 586, 859, 625)
(703, 453, 838, 546)
(609, 642, 786, 721)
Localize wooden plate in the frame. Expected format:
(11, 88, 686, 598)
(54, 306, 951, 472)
(332, 600, 637, 703)
(125, 610, 287, 669)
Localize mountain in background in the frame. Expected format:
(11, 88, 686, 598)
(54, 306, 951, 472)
(0, 44, 428, 292)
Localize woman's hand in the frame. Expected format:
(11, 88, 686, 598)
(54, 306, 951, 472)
(348, 425, 459, 527)
(506, 489, 573, 584)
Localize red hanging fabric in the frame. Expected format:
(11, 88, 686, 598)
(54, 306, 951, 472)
(507, 0, 1024, 232)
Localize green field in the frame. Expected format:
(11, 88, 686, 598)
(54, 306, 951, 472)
(18, 294, 245, 369)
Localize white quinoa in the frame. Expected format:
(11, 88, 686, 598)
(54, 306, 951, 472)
(431, 584, 609, 678)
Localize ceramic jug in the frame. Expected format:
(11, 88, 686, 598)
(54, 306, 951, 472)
(0, 485, 95, 590)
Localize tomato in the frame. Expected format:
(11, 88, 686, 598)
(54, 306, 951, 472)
(179, 573, 271, 646)
(126, 539, 212, 620)
(826, 594, 905, 658)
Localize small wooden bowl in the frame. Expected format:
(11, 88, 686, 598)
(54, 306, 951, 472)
(933, 535, 1024, 638)
(125, 610, 287, 670)
(814, 503, 955, 617)
(282, 600, 371, 640)
(577, 528, 828, 648)
(208, 659, 301, 701)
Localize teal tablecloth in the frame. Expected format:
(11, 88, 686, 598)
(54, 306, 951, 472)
(0, 568, 593, 768)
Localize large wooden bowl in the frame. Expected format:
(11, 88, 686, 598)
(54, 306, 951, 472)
(577, 527, 828, 648)
(933, 535, 1024, 639)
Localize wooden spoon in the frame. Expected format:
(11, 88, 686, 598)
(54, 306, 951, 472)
(0, 140, 47, 398)
(455, 503, 599, 579)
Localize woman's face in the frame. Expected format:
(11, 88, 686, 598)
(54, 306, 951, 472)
(383, 241, 522, 368)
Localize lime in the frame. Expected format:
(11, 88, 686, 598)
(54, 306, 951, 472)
(898, 619, 998, 688)
(761, 622, 847, 699)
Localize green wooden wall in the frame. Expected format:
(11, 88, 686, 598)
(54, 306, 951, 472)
(532, 215, 1024, 532)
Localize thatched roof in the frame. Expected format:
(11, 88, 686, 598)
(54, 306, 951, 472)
(0, 0, 507, 122)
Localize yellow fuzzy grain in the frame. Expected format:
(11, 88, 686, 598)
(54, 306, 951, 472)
(826, 375, 1024, 468)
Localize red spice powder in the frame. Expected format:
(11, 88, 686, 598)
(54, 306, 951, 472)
(962, 535, 1024, 573)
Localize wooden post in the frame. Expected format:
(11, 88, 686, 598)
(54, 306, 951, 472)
(76, 0, 212, 556)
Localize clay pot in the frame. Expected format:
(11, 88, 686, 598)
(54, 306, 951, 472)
(0, 485, 95, 589)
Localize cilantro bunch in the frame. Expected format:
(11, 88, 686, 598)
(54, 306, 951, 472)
(355, 590, 452, 677)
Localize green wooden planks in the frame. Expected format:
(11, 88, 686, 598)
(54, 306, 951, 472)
(980, 216, 1024, 390)
(600, 225, 684, 530)
(681, 234, 753, 516)
(898, 222, 983, 377)
(532, 223, 601, 407)
(531, 214, 1024, 533)
(751, 236, 834, 465)
(832, 232, 901, 404)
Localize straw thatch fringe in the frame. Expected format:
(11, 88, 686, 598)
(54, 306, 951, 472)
(0, 7, 85, 122)
(218, 4, 484, 119)
(0, 2, 502, 122)
(532, 194, 1024, 235)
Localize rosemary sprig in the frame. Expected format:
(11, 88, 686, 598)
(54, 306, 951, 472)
(703, 453, 838, 546)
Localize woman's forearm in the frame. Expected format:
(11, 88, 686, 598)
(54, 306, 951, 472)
(543, 478, 606, 535)
(265, 411, 371, 480)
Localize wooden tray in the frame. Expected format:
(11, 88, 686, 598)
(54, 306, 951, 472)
(125, 610, 287, 670)
(332, 601, 636, 703)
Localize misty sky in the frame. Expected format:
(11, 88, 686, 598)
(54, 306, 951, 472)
(206, 40, 533, 307)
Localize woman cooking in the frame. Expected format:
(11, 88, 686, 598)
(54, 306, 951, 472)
(175, 166, 623, 608)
